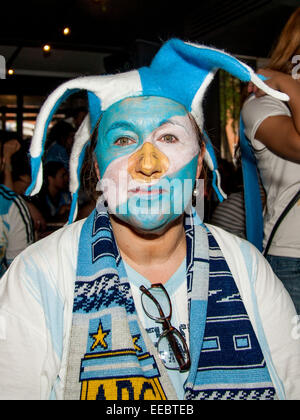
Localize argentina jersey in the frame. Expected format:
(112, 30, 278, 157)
(0, 184, 34, 276)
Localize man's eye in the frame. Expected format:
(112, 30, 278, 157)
(160, 135, 178, 144)
(114, 137, 135, 146)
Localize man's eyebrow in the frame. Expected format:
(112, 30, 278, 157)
(158, 118, 189, 133)
(105, 121, 136, 134)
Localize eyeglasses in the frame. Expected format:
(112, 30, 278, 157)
(140, 283, 191, 372)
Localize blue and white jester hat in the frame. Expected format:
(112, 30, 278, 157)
(26, 38, 289, 223)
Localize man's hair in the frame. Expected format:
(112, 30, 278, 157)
(46, 120, 75, 148)
(11, 147, 31, 182)
(44, 161, 66, 179)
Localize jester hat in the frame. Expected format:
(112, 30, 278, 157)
(26, 38, 289, 223)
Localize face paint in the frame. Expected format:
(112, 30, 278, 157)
(95, 96, 201, 232)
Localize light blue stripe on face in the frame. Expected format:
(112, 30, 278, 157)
(94, 96, 189, 177)
(114, 154, 199, 232)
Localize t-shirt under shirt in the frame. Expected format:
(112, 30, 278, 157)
(241, 95, 300, 258)
(124, 258, 189, 399)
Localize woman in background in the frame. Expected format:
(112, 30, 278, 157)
(242, 7, 300, 313)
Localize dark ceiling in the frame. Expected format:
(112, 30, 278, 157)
(1, 0, 299, 62)
(0, 0, 298, 143)
(0, 0, 298, 99)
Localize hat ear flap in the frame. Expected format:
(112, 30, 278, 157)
(239, 116, 264, 251)
(68, 115, 92, 224)
(203, 131, 227, 202)
(25, 75, 106, 198)
(87, 91, 102, 131)
(182, 40, 289, 101)
(25, 85, 81, 197)
(68, 94, 103, 224)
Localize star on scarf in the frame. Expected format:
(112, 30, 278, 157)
(91, 320, 109, 351)
(133, 335, 142, 352)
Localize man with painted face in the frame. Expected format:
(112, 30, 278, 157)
(95, 96, 202, 234)
(0, 39, 299, 400)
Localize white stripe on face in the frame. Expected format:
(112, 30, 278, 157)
(148, 114, 200, 177)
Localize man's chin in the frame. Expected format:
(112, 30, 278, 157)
(112, 212, 182, 236)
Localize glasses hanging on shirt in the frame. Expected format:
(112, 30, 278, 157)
(140, 283, 191, 372)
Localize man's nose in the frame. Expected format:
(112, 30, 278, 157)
(128, 142, 169, 182)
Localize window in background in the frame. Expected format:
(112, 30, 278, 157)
(219, 70, 243, 161)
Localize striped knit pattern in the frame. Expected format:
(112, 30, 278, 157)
(185, 230, 276, 400)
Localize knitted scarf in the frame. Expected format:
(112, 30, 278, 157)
(64, 204, 276, 400)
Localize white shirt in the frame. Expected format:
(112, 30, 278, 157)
(242, 95, 300, 257)
(0, 219, 299, 400)
(125, 259, 189, 399)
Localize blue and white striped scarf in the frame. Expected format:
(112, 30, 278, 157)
(64, 205, 276, 400)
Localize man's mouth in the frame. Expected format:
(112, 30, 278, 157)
(128, 186, 166, 196)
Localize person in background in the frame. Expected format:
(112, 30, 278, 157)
(65, 106, 88, 131)
(210, 146, 266, 240)
(10, 145, 32, 195)
(0, 136, 34, 276)
(31, 161, 71, 224)
(0, 133, 20, 191)
(210, 165, 247, 239)
(9, 145, 47, 235)
(241, 7, 300, 313)
(45, 120, 75, 169)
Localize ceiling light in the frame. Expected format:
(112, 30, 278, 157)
(43, 44, 51, 52)
(63, 27, 71, 36)
(8, 69, 14, 75)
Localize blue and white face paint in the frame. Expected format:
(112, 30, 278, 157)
(95, 96, 201, 232)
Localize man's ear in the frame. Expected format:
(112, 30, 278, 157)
(196, 142, 206, 179)
(94, 160, 100, 180)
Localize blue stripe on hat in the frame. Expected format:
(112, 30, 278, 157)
(139, 39, 254, 113)
(87, 92, 102, 131)
(139, 42, 209, 111)
(239, 115, 264, 251)
(25, 155, 42, 195)
(203, 131, 226, 202)
(68, 140, 90, 224)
